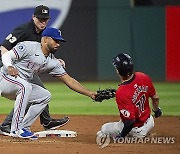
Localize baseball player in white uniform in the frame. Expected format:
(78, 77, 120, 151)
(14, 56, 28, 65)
(0, 27, 96, 140)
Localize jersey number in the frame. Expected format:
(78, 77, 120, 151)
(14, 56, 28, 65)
(135, 94, 146, 116)
(6, 34, 17, 43)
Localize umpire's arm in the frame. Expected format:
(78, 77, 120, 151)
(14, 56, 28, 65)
(58, 74, 96, 100)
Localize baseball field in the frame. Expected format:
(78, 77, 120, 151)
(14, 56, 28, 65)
(0, 81, 179, 154)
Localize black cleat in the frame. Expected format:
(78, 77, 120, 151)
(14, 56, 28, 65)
(43, 116, 70, 130)
(0, 124, 11, 136)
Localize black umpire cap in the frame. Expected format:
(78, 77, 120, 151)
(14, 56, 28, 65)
(34, 5, 50, 19)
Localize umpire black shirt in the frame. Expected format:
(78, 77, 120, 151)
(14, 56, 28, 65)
(0, 19, 43, 67)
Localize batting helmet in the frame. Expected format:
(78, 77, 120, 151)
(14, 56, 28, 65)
(112, 53, 134, 76)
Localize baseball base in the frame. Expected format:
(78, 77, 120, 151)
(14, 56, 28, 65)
(34, 130, 77, 138)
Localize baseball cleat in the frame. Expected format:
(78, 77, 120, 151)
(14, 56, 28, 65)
(29, 135, 38, 140)
(10, 131, 18, 138)
(43, 116, 70, 130)
(0, 124, 11, 136)
(18, 128, 34, 139)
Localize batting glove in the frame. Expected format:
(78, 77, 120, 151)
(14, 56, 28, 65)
(152, 107, 162, 118)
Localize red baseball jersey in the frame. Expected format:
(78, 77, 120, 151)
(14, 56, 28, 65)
(116, 72, 156, 127)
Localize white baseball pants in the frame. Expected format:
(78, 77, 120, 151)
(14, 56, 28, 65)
(99, 115, 154, 138)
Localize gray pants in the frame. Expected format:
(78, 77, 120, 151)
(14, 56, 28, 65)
(98, 115, 154, 138)
(0, 73, 51, 131)
(1, 73, 53, 127)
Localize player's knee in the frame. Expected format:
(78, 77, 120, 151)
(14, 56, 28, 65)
(23, 82, 32, 94)
(43, 90, 51, 103)
(101, 123, 110, 133)
(47, 90, 51, 99)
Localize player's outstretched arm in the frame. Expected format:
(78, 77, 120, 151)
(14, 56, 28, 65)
(59, 74, 96, 100)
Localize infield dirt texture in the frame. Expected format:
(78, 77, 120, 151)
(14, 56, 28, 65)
(0, 115, 179, 154)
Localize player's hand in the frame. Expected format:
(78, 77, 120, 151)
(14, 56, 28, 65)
(58, 59, 66, 68)
(152, 107, 162, 118)
(89, 91, 97, 100)
(7, 66, 19, 78)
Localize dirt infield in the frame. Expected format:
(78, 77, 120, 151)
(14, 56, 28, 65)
(0, 115, 179, 154)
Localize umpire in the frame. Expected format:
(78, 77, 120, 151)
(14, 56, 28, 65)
(0, 5, 69, 135)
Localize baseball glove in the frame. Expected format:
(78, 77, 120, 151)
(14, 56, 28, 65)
(95, 88, 116, 102)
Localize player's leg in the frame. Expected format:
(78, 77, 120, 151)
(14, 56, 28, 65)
(0, 74, 34, 138)
(0, 76, 69, 135)
(0, 100, 33, 132)
(0, 110, 13, 126)
(129, 115, 154, 137)
(31, 74, 69, 130)
(0, 109, 14, 135)
(0, 100, 34, 135)
(30, 74, 52, 122)
(20, 84, 51, 130)
(0, 73, 14, 135)
(96, 120, 124, 148)
(97, 120, 124, 138)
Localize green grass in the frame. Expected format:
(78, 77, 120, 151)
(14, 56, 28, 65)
(0, 82, 179, 116)
(153, 82, 180, 116)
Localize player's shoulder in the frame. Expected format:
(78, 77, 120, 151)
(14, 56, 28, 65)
(25, 41, 40, 51)
(135, 72, 149, 78)
(16, 41, 40, 52)
(19, 41, 40, 46)
(116, 84, 125, 96)
(47, 53, 60, 66)
(135, 72, 152, 83)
